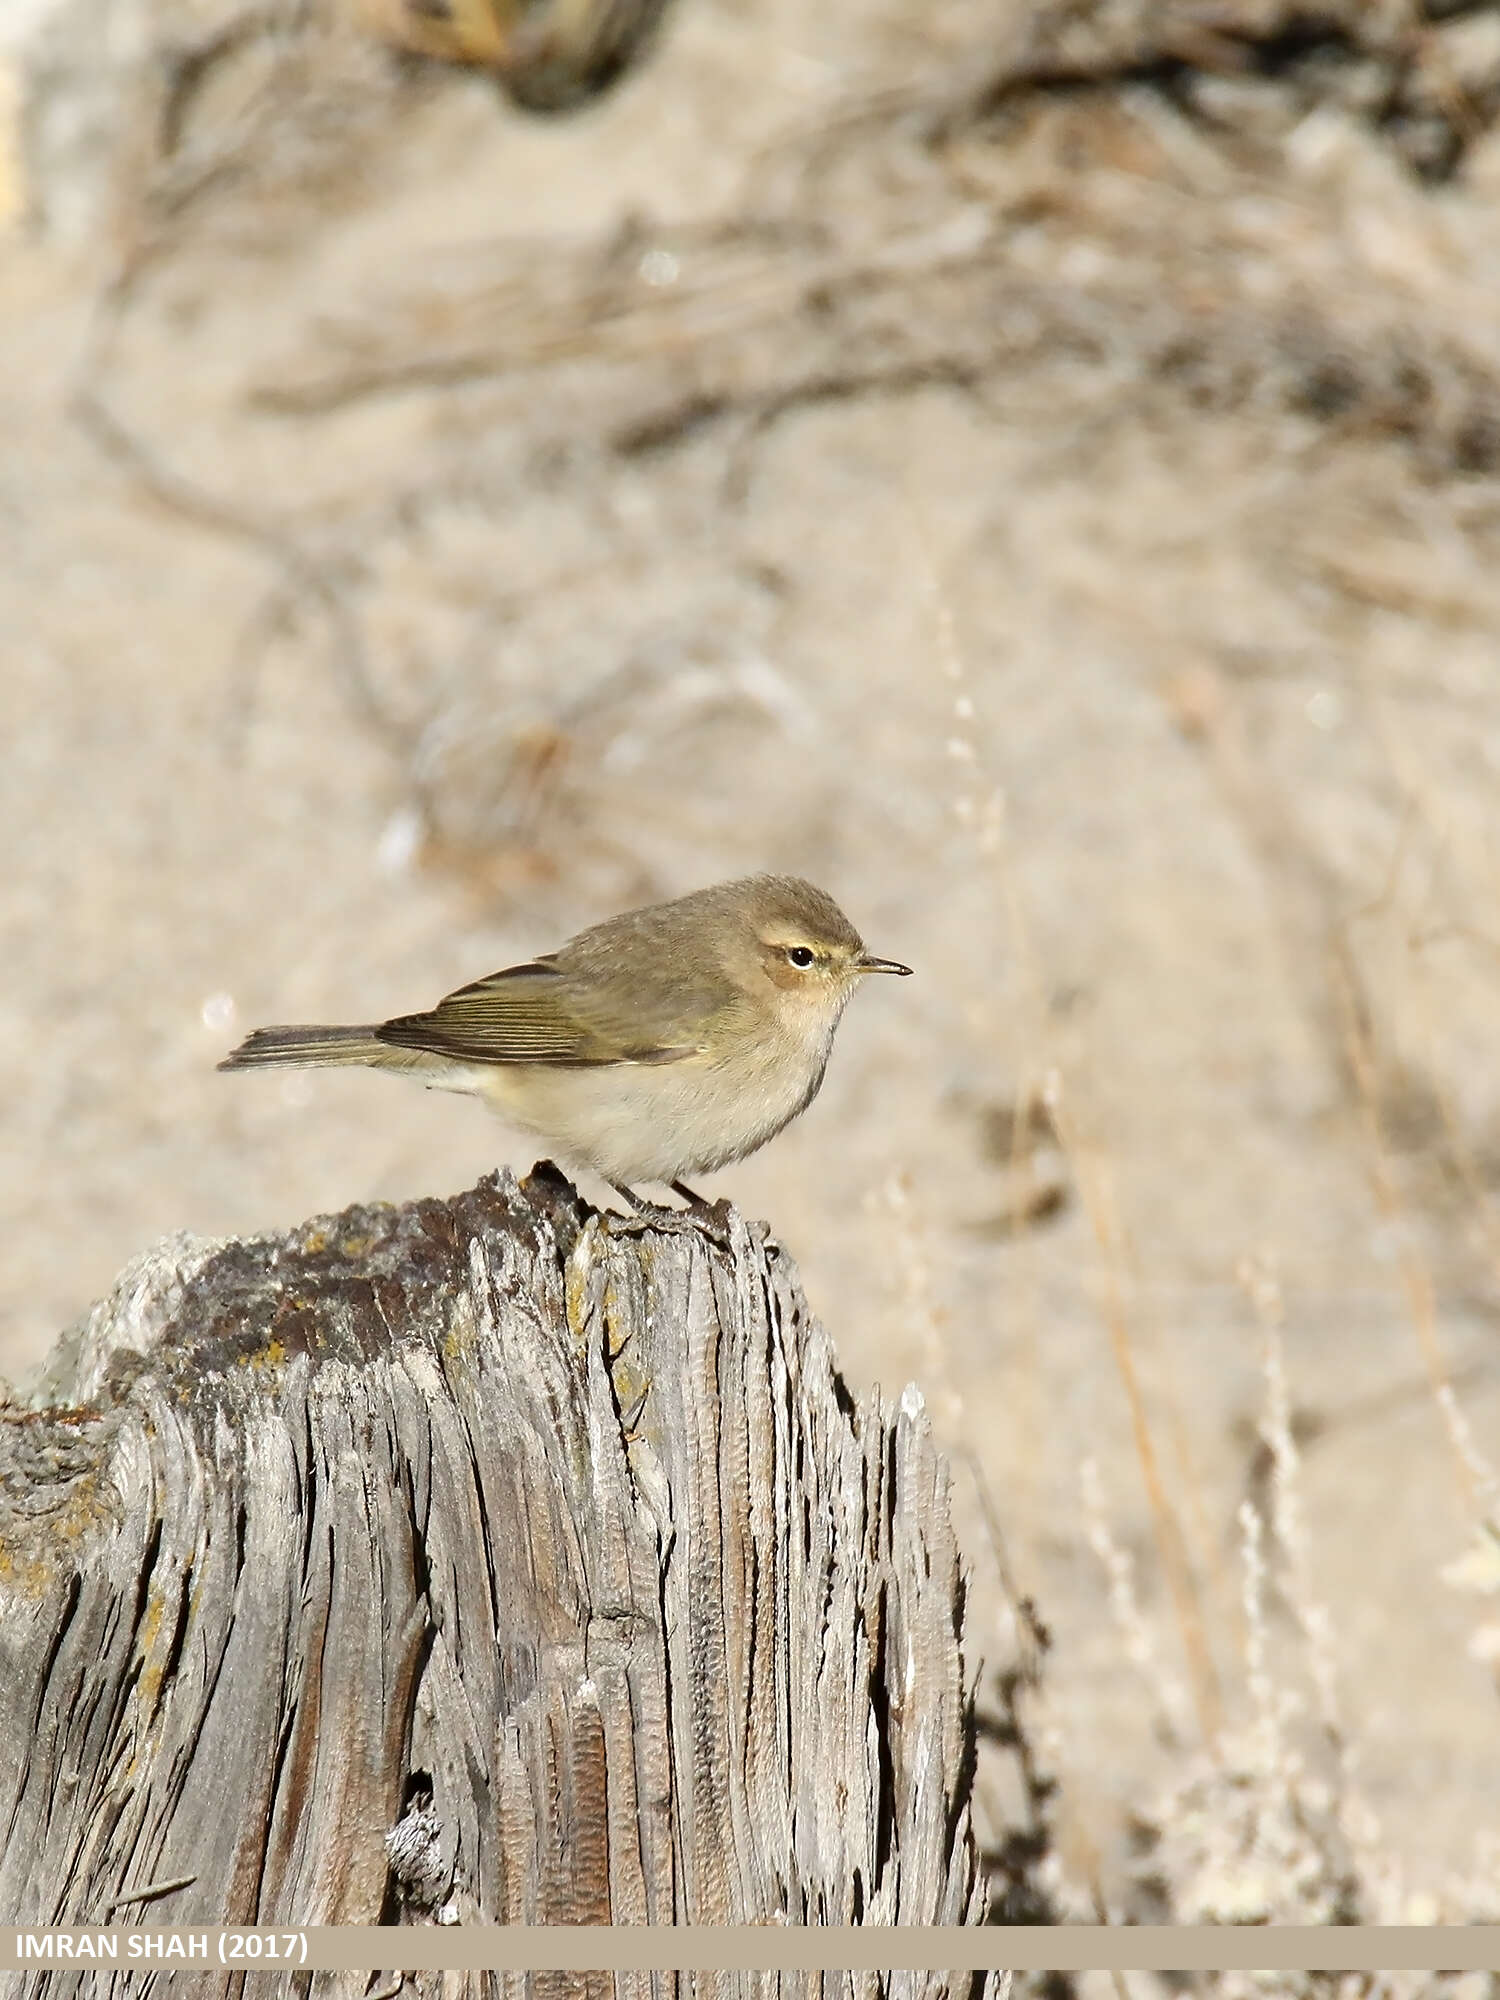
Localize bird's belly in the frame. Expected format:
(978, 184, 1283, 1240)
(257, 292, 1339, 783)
(466, 1044, 829, 1185)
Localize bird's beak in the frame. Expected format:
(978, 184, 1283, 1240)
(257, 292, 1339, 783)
(856, 953, 913, 976)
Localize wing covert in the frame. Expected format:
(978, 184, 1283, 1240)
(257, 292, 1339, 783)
(374, 960, 695, 1066)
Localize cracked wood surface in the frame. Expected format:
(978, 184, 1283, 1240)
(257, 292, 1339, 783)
(0, 1168, 985, 1994)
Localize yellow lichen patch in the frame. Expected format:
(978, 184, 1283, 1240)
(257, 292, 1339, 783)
(607, 1351, 652, 1439)
(0, 1473, 111, 1601)
(137, 1554, 195, 1714)
(601, 1276, 640, 1361)
(135, 1591, 167, 1708)
(442, 1295, 477, 1362)
(302, 1231, 329, 1255)
(564, 1231, 599, 1346)
(339, 1235, 376, 1257)
(0, 1541, 50, 1596)
(237, 1335, 288, 1371)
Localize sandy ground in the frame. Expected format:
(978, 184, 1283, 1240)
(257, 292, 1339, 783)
(5, 0, 1500, 1925)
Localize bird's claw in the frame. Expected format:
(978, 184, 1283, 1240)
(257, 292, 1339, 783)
(604, 1184, 733, 1248)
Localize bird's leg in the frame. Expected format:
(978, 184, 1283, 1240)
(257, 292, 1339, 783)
(603, 1178, 730, 1246)
(606, 1179, 651, 1213)
(671, 1177, 733, 1240)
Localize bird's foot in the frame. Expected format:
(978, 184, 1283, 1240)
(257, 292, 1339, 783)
(604, 1180, 733, 1247)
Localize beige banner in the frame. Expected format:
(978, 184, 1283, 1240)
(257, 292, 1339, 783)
(4, 1929, 1500, 1973)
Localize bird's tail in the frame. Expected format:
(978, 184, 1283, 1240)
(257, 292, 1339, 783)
(217, 1024, 387, 1072)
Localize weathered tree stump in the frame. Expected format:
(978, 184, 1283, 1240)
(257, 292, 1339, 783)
(0, 1168, 985, 1987)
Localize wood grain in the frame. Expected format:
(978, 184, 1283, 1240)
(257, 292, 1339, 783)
(0, 1168, 986, 1994)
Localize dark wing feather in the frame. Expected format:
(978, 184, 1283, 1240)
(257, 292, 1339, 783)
(375, 958, 695, 1066)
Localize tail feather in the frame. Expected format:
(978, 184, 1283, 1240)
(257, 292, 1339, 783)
(217, 1024, 385, 1071)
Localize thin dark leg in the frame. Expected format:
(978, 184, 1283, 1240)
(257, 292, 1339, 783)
(603, 1177, 730, 1246)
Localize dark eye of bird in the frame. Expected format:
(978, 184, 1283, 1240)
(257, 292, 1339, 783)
(787, 946, 816, 969)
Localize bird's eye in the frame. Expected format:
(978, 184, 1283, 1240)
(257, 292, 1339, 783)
(786, 946, 816, 969)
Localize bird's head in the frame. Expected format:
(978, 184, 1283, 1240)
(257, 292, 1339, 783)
(712, 875, 912, 1040)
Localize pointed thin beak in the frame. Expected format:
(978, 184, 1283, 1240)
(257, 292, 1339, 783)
(856, 953, 913, 977)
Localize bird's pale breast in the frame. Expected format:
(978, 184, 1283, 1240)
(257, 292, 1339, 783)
(461, 1021, 836, 1184)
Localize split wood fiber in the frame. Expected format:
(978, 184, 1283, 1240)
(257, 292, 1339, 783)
(0, 1168, 986, 1997)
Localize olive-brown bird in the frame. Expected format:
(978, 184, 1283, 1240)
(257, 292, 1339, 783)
(219, 875, 911, 1204)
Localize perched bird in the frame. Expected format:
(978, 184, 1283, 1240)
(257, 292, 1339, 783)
(219, 875, 911, 1205)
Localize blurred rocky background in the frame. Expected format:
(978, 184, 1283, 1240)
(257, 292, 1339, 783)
(5, 0, 1500, 1960)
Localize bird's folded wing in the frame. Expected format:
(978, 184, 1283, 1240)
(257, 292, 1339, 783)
(375, 959, 697, 1066)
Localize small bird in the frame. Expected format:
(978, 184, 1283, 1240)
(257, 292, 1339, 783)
(219, 875, 911, 1207)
